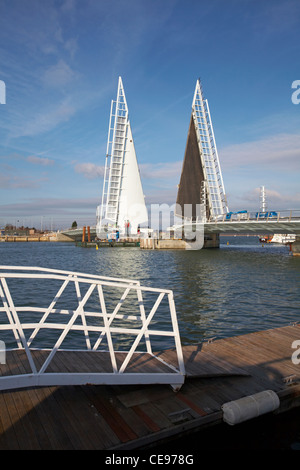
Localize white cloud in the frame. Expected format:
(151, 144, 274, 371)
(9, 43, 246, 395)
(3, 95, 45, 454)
(0, 173, 47, 189)
(243, 187, 300, 206)
(74, 162, 104, 179)
(144, 188, 177, 205)
(43, 59, 78, 88)
(220, 133, 300, 170)
(11, 99, 76, 138)
(27, 155, 55, 166)
(140, 161, 182, 180)
(63, 37, 78, 58)
(0, 196, 99, 228)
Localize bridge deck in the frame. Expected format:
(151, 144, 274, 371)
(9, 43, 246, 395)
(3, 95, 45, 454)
(204, 220, 300, 234)
(0, 324, 300, 450)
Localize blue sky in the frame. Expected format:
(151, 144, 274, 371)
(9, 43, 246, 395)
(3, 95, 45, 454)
(0, 0, 300, 230)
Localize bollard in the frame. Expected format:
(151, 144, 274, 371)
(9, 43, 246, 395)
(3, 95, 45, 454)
(222, 390, 280, 425)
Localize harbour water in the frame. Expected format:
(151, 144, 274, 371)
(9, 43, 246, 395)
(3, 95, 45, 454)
(0, 235, 300, 450)
(0, 235, 299, 346)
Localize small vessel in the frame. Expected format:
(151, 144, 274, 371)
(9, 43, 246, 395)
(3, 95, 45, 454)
(269, 234, 296, 244)
(259, 235, 272, 243)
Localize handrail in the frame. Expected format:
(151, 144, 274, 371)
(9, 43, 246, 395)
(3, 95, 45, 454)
(208, 209, 300, 223)
(0, 266, 185, 391)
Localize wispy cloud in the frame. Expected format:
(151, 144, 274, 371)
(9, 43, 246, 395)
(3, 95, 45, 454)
(74, 162, 104, 179)
(0, 196, 98, 217)
(144, 188, 177, 206)
(243, 187, 300, 206)
(27, 155, 55, 166)
(140, 161, 182, 181)
(220, 133, 300, 170)
(0, 172, 47, 190)
(42, 59, 79, 88)
(10, 99, 76, 138)
(0, 153, 53, 189)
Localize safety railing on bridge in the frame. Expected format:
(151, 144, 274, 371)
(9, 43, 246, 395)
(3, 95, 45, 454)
(0, 266, 185, 391)
(208, 209, 300, 223)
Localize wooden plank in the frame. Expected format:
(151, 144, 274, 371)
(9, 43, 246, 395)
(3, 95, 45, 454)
(9, 351, 51, 449)
(1, 325, 300, 450)
(10, 349, 73, 450)
(10, 388, 46, 449)
(153, 393, 198, 422)
(1, 388, 33, 449)
(132, 402, 173, 430)
(0, 392, 19, 450)
(107, 397, 152, 439)
(116, 384, 171, 408)
(132, 405, 161, 432)
(201, 337, 287, 390)
(73, 350, 113, 373)
(32, 391, 70, 449)
(159, 345, 250, 377)
(218, 330, 298, 380)
(30, 386, 75, 450)
(31, 351, 87, 449)
(3, 350, 44, 449)
(33, 351, 112, 449)
(95, 384, 153, 440)
(176, 391, 208, 417)
(82, 385, 138, 443)
(55, 385, 113, 450)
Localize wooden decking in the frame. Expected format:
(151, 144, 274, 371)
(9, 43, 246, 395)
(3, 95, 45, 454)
(1, 324, 300, 450)
(0, 349, 179, 376)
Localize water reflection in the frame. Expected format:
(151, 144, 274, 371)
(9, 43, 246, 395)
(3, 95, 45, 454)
(0, 237, 299, 346)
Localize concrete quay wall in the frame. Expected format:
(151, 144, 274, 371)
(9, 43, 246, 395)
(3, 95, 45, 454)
(140, 234, 220, 250)
(291, 236, 300, 256)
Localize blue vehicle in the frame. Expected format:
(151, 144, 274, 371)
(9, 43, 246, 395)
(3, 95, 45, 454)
(225, 210, 247, 220)
(255, 211, 277, 218)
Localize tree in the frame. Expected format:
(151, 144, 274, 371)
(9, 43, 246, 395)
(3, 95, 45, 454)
(71, 221, 78, 229)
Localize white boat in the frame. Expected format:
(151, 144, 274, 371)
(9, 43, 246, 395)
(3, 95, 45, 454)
(270, 234, 296, 244)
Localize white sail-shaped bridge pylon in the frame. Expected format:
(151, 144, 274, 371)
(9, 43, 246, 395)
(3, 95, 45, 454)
(96, 77, 148, 237)
(191, 79, 228, 219)
(176, 79, 228, 225)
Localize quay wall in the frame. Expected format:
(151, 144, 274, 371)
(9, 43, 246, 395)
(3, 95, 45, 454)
(0, 232, 74, 242)
(291, 236, 300, 256)
(140, 238, 187, 249)
(140, 234, 220, 250)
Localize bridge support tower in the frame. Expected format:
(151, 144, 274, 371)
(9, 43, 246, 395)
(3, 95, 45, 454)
(174, 79, 227, 249)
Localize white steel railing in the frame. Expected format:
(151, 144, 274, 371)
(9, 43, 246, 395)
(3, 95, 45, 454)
(0, 266, 185, 391)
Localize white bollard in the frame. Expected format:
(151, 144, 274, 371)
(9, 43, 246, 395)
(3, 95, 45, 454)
(222, 390, 280, 425)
